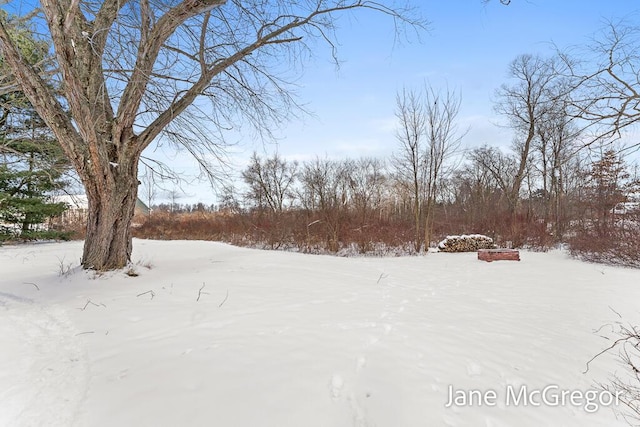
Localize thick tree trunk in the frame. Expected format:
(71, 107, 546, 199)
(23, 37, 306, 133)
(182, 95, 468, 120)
(81, 161, 139, 270)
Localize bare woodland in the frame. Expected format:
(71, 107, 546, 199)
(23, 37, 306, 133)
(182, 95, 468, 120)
(136, 27, 640, 264)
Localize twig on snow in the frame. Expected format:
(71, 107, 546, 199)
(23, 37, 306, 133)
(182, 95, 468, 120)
(609, 306, 623, 319)
(219, 290, 229, 308)
(584, 335, 630, 374)
(24, 282, 40, 290)
(137, 290, 155, 299)
(197, 283, 209, 302)
(78, 299, 106, 311)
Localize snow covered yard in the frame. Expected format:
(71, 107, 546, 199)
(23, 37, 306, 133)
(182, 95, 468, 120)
(1, 239, 639, 427)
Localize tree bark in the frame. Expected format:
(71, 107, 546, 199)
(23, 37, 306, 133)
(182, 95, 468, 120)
(81, 155, 140, 270)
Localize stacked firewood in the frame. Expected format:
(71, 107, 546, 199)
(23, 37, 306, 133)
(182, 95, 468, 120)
(437, 234, 496, 252)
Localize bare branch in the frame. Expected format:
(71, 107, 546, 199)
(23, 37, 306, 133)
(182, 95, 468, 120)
(560, 21, 640, 147)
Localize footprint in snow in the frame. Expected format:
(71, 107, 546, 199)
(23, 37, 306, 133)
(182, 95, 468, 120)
(117, 369, 129, 380)
(467, 361, 483, 377)
(329, 374, 344, 399)
(329, 375, 368, 427)
(0, 302, 89, 427)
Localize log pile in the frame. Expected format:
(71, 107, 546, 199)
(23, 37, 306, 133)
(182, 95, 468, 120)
(437, 234, 496, 252)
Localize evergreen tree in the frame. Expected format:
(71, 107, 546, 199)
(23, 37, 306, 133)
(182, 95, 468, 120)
(0, 14, 69, 241)
(0, 114, 69, 240)
(582, 149, 638, 232)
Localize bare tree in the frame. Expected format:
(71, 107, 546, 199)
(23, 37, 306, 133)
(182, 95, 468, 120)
(392, 87, 426, 252)
(0, 1, 423, 270)
(467, 145, 518, 209)
(533, 84, 581, 239)
(139, 165, 157, 216)
(218, 182, 242, 214)
(450, 153, 506, 230)
(299, 157, 349, 252)
(494, 54, 560, 213)
(345, 157, 387, 252)
(422, 86, 465, 247)
(242, 151, 298, 213)
(392, 84, 464, 251)
(166, 188, 184, 214)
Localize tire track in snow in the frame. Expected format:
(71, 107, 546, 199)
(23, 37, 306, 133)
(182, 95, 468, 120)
(0, 295, 89, 427)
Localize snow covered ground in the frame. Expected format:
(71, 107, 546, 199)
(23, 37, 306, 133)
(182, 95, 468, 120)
(1, 239, 640, 427)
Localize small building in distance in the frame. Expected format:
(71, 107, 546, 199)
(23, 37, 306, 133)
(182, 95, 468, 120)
(51, 194, 150, 224)
(51, 194, 89, 224)
(611, 201, 640, 215)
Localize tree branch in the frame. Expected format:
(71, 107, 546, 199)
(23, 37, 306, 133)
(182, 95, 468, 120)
(0, 19, 85, 171)
(116, 0, 227, 138)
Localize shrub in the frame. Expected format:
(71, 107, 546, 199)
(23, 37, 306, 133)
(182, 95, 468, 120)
(568, 214, 640, 268)
(587, 322, 640, 425)
(133, 209, 423, 256)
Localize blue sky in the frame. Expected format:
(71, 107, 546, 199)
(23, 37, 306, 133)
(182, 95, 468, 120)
(148, 0, 640, 205)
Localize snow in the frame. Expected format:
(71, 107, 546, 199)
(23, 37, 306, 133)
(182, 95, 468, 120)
(1, 239, 640, 426)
